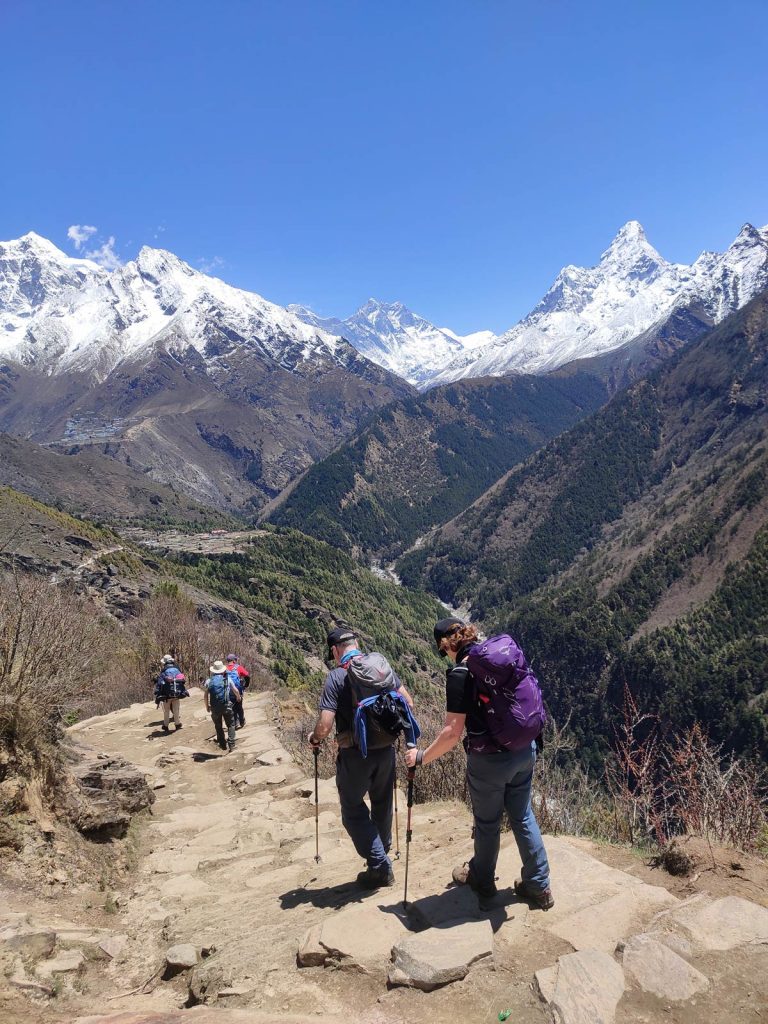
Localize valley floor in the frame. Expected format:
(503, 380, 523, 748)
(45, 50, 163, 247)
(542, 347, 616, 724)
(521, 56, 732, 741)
(1, 689, 767, 1024)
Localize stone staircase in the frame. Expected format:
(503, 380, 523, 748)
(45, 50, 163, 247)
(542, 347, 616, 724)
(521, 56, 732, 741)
(1, 688, 766, 1024)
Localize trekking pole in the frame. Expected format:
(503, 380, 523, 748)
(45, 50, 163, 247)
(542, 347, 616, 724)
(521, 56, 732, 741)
(313, 746, 322, 864)
(393, 741, 401, 860)
(402, 766, 416, 908)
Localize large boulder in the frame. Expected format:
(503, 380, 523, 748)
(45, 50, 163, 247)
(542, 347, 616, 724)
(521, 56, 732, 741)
(60, 743, 155, 836)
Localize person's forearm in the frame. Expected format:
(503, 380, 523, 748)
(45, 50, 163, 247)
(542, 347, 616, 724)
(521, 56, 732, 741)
(311, 717, 332, 742)
(421, 726, 462, 766)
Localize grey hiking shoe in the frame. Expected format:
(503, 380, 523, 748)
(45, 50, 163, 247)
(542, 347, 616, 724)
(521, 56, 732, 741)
(357, 865, 395, 889)
(514, 879, 554, 910)
(452, 862, 498, 900)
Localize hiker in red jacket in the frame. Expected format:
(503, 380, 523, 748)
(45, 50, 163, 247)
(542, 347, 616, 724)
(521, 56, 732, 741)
(226, 653, 250, 729)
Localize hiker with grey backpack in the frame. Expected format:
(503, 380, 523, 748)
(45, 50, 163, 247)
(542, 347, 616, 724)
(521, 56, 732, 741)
(307, 624, 419, 889)
(405, 618, 553, 910)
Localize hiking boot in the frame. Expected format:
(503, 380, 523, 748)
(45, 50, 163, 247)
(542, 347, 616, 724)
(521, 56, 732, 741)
(514, 879, 554, 910)
(451, 862, 498, 900)
(162, 724, 170, 733)
(218, 742, 227, 751)
(356, 865, 395, 889)
(175, 723, 182, 730)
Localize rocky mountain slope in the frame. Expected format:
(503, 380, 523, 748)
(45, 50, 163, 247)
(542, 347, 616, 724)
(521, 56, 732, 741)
(432, 220, 768, 386)
(0, 433, 233, 529)
(0, 234, 412, 510)
(2, 689, 766, 1024)
(290, 298, 493, 388)
(399, 289, 768, 763)
(269, 370, 608, 560)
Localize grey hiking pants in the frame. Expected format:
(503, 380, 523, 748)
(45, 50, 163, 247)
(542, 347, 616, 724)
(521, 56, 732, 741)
(336, 745, 395, 871)
(467, 744, 550, 892)
(211, 702, 236, 750)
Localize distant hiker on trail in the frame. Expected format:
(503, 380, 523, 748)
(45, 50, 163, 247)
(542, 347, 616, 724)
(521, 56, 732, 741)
(154, 654, 189, 733)
(204, 659, 242, 752)
(226, 653, 250, 730)
(307, 624, 419, 889)
(405, 618, 553, 910)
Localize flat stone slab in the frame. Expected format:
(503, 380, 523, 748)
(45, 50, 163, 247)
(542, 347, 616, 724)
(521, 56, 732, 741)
(233, 765, 290, 788)
(0, 924, 56, 958)
(99, 933, 128, 959)
(298, 904, 409, 970)
(536, 949, 625, 1024)
(37, 949, 86, 976)
(389, 919, 493, 990)
(547, 885, 678, 952)
(407, 884, 485, 929)
(254, 748, 290, 766)
(294, 777, 338, 806)
(621, 933, 709, 1001)
(662, 894, 768, 951)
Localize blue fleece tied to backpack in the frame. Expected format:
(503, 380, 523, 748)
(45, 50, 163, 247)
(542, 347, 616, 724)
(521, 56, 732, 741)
(343, 651, 421, 756)
(353, 692, 421, 757)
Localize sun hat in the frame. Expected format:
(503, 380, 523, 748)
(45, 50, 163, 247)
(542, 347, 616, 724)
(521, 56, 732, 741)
(210, 660, 227, 674)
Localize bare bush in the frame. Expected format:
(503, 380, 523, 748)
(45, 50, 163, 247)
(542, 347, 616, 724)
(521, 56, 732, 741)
(0, 571, 113, 765)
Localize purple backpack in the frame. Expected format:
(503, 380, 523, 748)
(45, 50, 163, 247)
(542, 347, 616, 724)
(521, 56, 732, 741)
(464, 634, 546, 754)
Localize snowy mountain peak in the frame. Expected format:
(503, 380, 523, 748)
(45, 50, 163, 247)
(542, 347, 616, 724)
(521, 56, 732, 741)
(291, 297, 492, 387)
(0, 233, 356, 380)
(599, 220, 667, 274)
(432, 219, 768, 387)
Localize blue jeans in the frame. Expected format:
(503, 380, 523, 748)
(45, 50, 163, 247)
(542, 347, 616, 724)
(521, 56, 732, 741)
(336, 746, 395, 871)
(467, 744, 550, 892)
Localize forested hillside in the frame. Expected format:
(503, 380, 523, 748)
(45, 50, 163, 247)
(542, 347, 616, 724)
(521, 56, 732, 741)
(167, 527, 445, 693)
(269, 372, 607, 560)
(398, 290, 768, 765)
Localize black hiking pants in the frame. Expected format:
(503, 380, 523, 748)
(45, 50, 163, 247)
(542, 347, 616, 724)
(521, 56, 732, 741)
(336, 745, 395, 870)
(211, 702, 236, 750)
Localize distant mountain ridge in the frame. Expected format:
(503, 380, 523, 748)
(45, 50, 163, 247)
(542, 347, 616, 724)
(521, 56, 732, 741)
(0, 232, 360, 379)
(0, 233, 412, 510)
(431, 220, 768, 385)
(289, 298, 492, 388)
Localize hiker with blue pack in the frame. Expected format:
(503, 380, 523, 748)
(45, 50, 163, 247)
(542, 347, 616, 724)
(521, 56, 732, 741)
(155, 654, 189, 733)
(204, 659, 242, 753)
(307, 624, 419, 890)
(405, 618, 553, 910)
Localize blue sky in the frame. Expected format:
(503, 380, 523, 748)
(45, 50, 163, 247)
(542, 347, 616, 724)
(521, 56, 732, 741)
(2, 0, 767, 333)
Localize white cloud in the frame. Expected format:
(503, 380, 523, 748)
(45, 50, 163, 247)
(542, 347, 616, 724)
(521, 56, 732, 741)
(67, 224, 97, 250)
(198, 255, 225, 274)
(85, 236, 122, 270)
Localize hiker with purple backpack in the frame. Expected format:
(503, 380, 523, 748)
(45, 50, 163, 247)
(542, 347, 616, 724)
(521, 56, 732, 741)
(405, 617, 553, 910)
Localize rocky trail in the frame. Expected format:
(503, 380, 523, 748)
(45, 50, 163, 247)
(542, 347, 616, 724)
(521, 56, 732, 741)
(1, 688, 767, 1024)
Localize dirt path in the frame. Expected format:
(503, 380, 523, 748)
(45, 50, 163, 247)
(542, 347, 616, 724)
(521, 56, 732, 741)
(2, 692, 767, 1024)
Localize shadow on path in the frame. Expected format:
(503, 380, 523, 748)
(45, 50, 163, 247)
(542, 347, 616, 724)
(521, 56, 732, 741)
(279, 880, 373, 912)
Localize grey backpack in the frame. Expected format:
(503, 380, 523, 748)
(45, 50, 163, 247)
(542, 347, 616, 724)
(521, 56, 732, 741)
(345, 653, 399, 750)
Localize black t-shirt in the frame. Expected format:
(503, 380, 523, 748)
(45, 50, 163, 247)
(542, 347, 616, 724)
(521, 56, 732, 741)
(445, 663, 473, 714)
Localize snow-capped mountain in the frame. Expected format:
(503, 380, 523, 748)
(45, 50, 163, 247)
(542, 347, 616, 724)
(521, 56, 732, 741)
(0, 233, 412, 511)
(289, 298, 493, 388)
(0, 232, 360, 380)
(431, 220, 768, 386)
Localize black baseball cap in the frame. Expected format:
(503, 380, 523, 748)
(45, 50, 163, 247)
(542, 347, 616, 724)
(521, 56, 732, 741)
(326, 623, 357, 660)
(433, 617, 464, 656)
